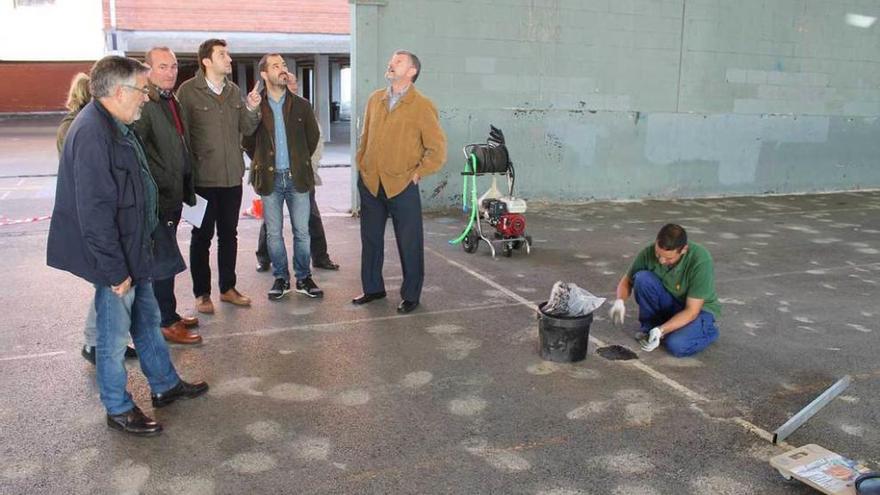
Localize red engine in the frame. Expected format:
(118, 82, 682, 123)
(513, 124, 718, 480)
(482, 198, 526, 238)
(496, 213, 526, 237)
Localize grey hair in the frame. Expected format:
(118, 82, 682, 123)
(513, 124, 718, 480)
(394, 49, 421, 83)
(88, 56, 150, 98)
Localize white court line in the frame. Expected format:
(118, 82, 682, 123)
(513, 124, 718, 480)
(16, 178, 24, 187)
(425, 246, 785, 447)
(0, 191, 9, 200)
(0, 350, 66, 362)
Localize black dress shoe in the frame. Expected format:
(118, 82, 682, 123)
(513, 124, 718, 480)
(81, 345, 95, 365)
(82, 345, 137, 366)
(313, 258, 340, 270)
(106, 405, 162, 437)
(352, 291, 387, 305)
(397, 300, 420, 314)
(151, 380, 209, 408)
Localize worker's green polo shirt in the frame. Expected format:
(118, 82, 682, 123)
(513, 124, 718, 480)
(626, 242, 721, 318)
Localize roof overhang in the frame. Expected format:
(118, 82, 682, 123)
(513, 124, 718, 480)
(113, 30, 350, 55)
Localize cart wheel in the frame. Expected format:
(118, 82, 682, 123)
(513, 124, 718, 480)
(526, 235, 533, 246)
(462, 230, 479, 253)
(502, 241, 513, 257)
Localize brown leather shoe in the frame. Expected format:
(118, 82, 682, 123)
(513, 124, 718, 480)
(195, 295, 214, 314)
(220, 288, 251, 306)
(180, 315, 199, 328)
(162, 321, 203, 345)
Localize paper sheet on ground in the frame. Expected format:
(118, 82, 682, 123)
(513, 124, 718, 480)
(182, 194, 207, 228)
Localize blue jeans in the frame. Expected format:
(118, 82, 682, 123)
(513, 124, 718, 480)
(94, 282, 180, 415)
(262, 171, 311, 282)
(632, 270, 719, 357)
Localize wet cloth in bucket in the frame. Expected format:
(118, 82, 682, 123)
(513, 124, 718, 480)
(542, 281, 606, 317)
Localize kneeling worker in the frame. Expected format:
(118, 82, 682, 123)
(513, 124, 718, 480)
(609, 223, 720, 357)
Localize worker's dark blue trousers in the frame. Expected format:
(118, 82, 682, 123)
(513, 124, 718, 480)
(632, 270, 719, 357)
(358, 179, 424, 303)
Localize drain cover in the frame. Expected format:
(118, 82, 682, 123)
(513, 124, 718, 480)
(597, 345, 638, 361)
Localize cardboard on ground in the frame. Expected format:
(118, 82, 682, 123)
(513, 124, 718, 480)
(771, 444, 872, 494)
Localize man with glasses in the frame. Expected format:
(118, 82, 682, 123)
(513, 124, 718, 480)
(48, 56, 208, 436)
(608, 223, 721, 357)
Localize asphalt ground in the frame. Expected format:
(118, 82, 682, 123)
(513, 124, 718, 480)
(1, 116, 877, 494)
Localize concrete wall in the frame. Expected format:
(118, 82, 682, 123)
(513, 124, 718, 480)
(351, 0, 880, 208)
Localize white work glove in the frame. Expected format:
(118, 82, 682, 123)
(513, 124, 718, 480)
(639, 327, 663, 352)
(609, 299, 626, 326)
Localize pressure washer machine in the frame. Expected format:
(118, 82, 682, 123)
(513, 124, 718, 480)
(450, 126, 532, 258)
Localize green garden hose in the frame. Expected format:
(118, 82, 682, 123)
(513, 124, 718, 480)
(449, 153, 479, 245)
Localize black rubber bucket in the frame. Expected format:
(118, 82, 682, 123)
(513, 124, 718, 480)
(537, 302, 593, 362)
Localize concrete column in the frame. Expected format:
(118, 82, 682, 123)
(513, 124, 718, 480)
(236, 62, 247, 93)
(314, 54, 331, 143)
(331, 61, 342, 112)
(284, 56, 298, 95)
(350, 2, 383, 213)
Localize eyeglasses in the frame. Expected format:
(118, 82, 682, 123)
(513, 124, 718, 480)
(121, 84, 150, 95)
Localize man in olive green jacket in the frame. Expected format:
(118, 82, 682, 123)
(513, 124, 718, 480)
(176, 38, 261, 314)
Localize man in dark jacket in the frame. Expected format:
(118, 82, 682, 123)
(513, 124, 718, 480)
(243, 53, 322, 300)
(134, 46, 201, 345)
(255, 74, 339, 274)
(47, 56, 208, 437)
(177, 39, 261, 314)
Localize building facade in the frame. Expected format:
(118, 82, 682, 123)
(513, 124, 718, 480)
(1, 0, 351, 134)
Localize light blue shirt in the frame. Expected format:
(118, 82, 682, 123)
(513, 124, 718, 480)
(268, 92, 289, 171)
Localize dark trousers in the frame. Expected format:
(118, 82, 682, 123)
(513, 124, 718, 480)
(358, 178, 424, 302)
(256, 189, 331, 265)
(191, 185, 242, 297)
(153, 209, 185, 327)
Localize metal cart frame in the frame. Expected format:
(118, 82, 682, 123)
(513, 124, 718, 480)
(460, 144, 532, 259)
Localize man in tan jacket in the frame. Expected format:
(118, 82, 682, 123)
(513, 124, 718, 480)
(177, 39, 261, 314)
(352, 50, 447, 314)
